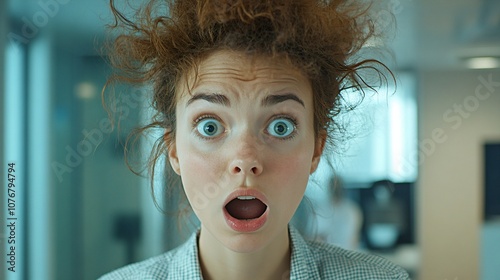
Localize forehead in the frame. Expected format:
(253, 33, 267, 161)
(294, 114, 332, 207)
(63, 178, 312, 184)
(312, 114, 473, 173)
(199, 50, 302, 79)
(178, 50, 312, 98)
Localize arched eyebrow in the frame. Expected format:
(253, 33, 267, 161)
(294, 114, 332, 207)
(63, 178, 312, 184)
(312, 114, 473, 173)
(186, 92, 305, 108)
(261, 93, 305, 108)
(186, 93, 230, 107)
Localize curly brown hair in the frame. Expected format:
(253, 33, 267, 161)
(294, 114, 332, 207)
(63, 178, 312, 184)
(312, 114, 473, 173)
(104, 0, 392, 207)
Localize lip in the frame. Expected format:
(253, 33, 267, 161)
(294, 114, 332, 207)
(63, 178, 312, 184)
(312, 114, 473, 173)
(223, 189, 269, 233)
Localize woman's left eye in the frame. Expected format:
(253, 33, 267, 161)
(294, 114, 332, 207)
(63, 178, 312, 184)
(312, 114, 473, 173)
(266, 118, 296, 138)
(196, 118, 224, 138)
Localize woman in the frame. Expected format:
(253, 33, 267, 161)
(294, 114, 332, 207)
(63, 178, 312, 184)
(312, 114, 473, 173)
(100, 0, 409, 279)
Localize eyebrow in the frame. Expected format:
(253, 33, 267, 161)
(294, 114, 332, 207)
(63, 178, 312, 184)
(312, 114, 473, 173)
(186, 92, 305, 108)
(186, 93, 230, 107)
(261, 93, 305, 108)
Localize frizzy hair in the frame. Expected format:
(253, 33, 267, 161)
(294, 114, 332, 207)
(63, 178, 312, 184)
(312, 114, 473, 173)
(103, 0, 393, 209)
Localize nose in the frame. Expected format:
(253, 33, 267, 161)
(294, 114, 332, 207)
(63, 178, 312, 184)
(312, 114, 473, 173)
(228, 135, 263, 176)
(229, 159, 263, 176)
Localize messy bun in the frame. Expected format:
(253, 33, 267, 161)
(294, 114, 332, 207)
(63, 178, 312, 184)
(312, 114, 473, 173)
(104, 0, 392, 204)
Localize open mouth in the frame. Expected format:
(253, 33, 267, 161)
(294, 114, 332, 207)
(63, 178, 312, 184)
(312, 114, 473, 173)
(225, 195, 268, 220)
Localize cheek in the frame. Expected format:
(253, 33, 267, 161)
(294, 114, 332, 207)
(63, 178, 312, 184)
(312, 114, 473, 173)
(265, 153, 311, 222)
(267, 148, 313, 194)
(178, 148, 218, 186)
(176, 142, 228, 209)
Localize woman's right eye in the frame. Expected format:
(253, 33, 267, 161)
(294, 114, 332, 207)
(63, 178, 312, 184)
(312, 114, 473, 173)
(195, 118, 224, 138)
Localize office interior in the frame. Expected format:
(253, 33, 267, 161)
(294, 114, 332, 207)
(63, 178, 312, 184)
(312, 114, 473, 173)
(1, 0, 500, 279)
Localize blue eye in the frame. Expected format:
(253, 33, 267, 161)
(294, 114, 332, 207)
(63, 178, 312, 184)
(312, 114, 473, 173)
(267, 118, 295, 138)
(196, 118, 224, 138)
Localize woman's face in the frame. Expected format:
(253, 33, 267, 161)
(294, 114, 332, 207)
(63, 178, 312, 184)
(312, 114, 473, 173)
(168, 50, 324, 253)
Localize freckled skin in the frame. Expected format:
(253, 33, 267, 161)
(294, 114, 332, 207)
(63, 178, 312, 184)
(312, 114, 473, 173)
(168, 50, 324, 280)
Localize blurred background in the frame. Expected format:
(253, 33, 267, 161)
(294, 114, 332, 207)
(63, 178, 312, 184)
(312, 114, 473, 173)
(1, 0, 500, 279)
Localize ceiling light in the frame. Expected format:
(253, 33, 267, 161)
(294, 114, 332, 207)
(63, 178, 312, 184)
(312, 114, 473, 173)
(464, 57, 500, 69)
(75, 82, 97, 99)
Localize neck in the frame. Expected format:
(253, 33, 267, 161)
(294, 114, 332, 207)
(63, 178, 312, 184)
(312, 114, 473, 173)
(198, 227, 291, 280)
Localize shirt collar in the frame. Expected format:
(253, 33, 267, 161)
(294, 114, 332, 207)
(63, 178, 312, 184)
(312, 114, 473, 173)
(167, 229, 204, 279)
(167, 225, 319, 279)
(288, 225, 321, 279)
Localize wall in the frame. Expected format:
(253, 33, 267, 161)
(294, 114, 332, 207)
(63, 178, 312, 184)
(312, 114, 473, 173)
(418, 69, 500, 280)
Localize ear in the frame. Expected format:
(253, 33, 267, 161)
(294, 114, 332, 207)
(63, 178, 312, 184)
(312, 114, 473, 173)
(310, 132, 326, 174)
(168, 142, 181, 175)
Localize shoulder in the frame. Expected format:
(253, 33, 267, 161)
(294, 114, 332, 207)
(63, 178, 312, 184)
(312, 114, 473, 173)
(97, 250, 175, 280)
(98, 231, 202, 280)
(306, 240, 410, 279)
(289, 225, 408, 279)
